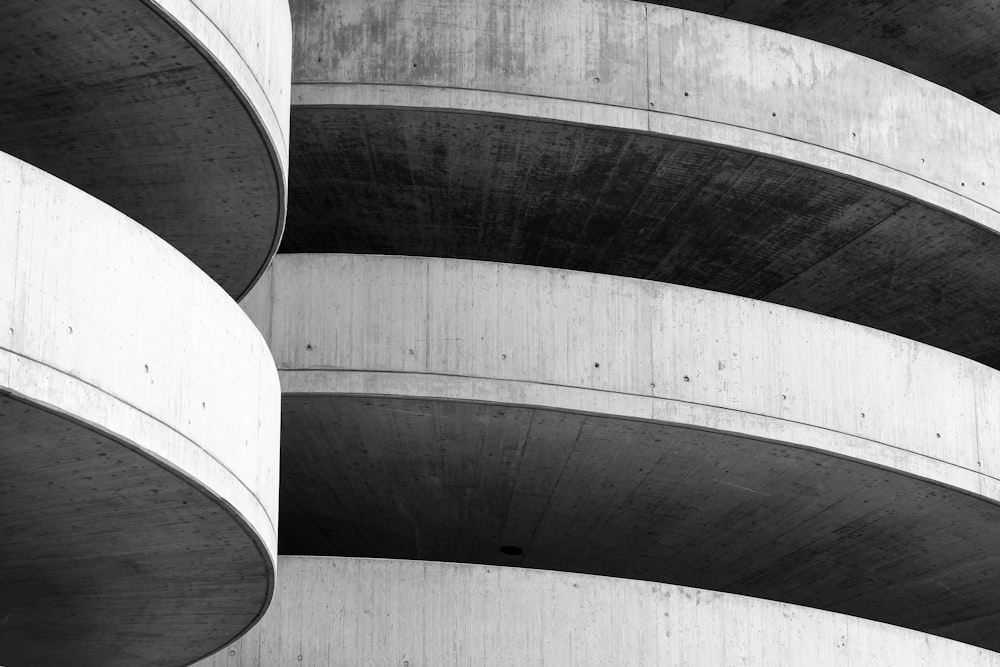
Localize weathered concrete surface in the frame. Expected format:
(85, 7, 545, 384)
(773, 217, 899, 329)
(0, 0, 291, 298)
(654, 1, 1000, 112)
(0, 152, 280, 666)
(286, 0, 1000, 367)
(241, 254, 1000, 649)
(196, 557, 1000, 666)
(292, 0, 999, 225)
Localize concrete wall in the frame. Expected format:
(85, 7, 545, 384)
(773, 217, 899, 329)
(156, 0, 291, 176)
(0, 149, 281, 559)
(244, 253, 1000, 503)
(656, 0, 1000, 112)
(292, 0, 1000, 234)
(197, 556, 1000, 666)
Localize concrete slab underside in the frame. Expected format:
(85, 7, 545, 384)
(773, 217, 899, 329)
(655, 1, 1000, 112)
(278, 395, 1000, 651)
(0, 0, 282, 297)
(0, 395, 270, 667)
(283, 108, 1000, 368)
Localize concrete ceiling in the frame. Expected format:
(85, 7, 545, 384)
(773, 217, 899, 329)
(278, 395, 1000, 652)
(653, 1, 1000, 111)
(0, 395, 270, 667)
(0, 0, 284, 298)
(284, 108, 1000, 368)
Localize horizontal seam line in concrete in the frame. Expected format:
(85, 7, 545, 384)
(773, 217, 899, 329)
(290, 81, 1000, 225)
(2, 347, 278, 539)
(277, 367, 986, 485)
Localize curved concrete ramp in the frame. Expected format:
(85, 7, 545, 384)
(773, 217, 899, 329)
(287, 0, 1000, 367)
(0, 152, 280, 666)
(195, 557, 1000, 666)
(654, 1, 1000, 112)
(242, 254, 1000, 649)
(0, 0, 291, 298)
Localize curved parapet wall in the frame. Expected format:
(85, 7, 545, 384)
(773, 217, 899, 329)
(651, 1, 1000, 112)
(0, 152, 280, 665)
(292, 0, 997, 214)
(0, 0, 292, 298)
(287, 0, 1000, 367)
(243, 254, 1000, 648)
(196, 557, 1000, 666)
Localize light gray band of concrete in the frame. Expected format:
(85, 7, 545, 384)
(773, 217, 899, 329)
(194, 557, 1000, 666)
(0, 0, 291, 298)
(0, 149, 281, 559)
(292, 0, 1000, 234)
(646, 1, 1000, 114)
(150, 0, 292, 297)
(244, 253, 1000, 504)
(154, 0, 291, 174)
(0, 150, 281, 664)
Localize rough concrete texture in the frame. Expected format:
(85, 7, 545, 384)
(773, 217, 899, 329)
(655, 0, 1000, 112)
(0, 0, 291, 298)
(195, 557, 1000, 666)
(0, 151, 281, 666)
(240, 254, 1000, 649)
(284, 0, 1000, 367)
(285, 109, 1000, 368)
(291, 0, 999, 222)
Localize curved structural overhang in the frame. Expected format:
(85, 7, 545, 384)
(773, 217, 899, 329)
(241, 254, 1000, 649)
(197, 557, 1000, 666)
(286, 0, 1000, 367)
(0, 0, 292, 298)
(291, 0, 1000, 224)
(648, 0, 1000, 113)
(0, 151, 280, 666)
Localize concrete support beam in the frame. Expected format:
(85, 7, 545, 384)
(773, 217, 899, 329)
(0, 151, 280, 666)
(195, 557, 1000, 666)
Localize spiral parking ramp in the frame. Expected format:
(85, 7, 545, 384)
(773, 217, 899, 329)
(9, 0, 1000, 663)
(193, 0, 1000, 663)
(0, 1, 288, 665)
(286, 0, 1000, 369)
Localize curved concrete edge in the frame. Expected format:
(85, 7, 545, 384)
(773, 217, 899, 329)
(242, 253, 1000, 508)
(192, 557, 1000, 666)
(150, 0, 291, 299)
(0, 150, 280, 560)
(291, 0, 1000, 235)
(275, 369, 997, 513)
(293, 82, 1000, 241)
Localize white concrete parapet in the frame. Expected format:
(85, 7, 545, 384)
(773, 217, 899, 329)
(197, 556, 1000, 666)
(0, 150, 280, 665)
(293, 0, 1000, 235)
(246, 253, 1000, 502)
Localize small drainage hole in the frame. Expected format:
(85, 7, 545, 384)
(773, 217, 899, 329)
(500, 545, 523, 556)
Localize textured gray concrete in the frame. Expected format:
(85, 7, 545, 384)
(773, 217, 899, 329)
(655, 1, 1000, 112)
(241, 254, 1000, 650)
(0, 0, 291, 298)
(0, 151, 280, 666)
(195, 557, 1000, 666)
(285, 0, 1000, 367)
